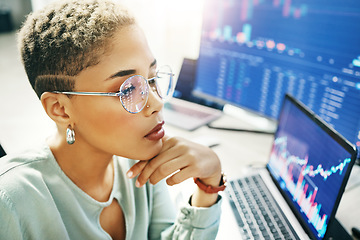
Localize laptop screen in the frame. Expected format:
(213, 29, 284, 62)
(267, 95, 356, 240)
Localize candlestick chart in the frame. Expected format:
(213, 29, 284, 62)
(268, 136, 351, 238)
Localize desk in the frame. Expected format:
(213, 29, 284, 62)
(164, 113, 360, 239)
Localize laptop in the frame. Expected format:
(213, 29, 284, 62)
(224, 94, 358, 240)
(163, 58, 222, 131)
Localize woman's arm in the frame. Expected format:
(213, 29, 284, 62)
(148, 179, 222, 240)
(127, 136, 223, 207)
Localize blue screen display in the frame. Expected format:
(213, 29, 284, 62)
(194, 0, 360, 146)
(267, 97, 354, 239)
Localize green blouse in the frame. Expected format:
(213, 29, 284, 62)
(0, 144, 221, 240)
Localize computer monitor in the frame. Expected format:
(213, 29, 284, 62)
(193, 0, 360, 146)
(172, 58, 223, 110)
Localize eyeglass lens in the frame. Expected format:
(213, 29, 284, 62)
(119, 65, 174, 113)
(120, 76, 149, 113)
(154, 65, 173, 100)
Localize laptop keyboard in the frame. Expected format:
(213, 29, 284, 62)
(226, 174, 300, 240)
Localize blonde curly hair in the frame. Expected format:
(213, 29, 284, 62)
(18, 0, 136, 98)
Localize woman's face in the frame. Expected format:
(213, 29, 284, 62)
(69, 25, 165, 160)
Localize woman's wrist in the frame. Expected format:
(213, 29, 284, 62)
(194, 172, 227, 194)
(191, 172, 225, 207)
(199, 172, 222, 186)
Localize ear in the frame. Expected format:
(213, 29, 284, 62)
(40, 92, 74, 126)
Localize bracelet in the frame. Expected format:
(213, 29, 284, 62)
(194, 173, 227, 194)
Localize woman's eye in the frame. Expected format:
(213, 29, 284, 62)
(148, 78, 156, 85)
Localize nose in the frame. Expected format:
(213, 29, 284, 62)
(143, 87, 163, 116)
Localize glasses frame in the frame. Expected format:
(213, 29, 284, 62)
(52, 67, 175, 114)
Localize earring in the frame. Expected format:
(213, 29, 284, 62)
(66, 125, 75, 145)
(146, 105, 150, 108)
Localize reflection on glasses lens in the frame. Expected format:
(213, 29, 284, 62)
(118, 66, 173, 114)
(120, 76, 149, 113)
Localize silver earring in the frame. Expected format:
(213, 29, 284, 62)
(66, 125, 75, 145)
(146, 105, 150, 108)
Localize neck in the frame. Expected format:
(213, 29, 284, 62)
(47, 132, 115, 202)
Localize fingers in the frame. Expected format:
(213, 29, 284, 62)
(134, 142, 200, 187)
(135, 145, 181, 187)
(126, 135, 173, 179)
(166, 166, 195, 186)
(126, 136, 222, 188)
(146, 154, 193, 186)
(126, 160, 147, 179)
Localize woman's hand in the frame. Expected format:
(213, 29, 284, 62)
(126, 135, 222, 191)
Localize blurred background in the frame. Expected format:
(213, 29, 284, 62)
(0, 0, 202, 154)
(1, 1, 360, 238)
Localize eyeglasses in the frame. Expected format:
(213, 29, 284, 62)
(53, 65, 175, 114)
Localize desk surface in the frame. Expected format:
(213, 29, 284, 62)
(164, 113, 360, 239)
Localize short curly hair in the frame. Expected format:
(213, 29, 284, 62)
(18, 0, 136, 98)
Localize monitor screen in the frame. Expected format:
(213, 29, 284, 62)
(193, 0, 360, 146)
(267, 95, 356, 239)
(172, 58, 224, 110)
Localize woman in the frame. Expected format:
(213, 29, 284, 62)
(0, 0, 226, 239)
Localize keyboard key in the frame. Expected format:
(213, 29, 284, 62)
(226, 174, 300, 240)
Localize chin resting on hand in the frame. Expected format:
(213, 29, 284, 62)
(126, 136, 222, 188)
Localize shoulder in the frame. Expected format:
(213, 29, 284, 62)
(0, 144, 54, 202)
(0, 144, 52, 175)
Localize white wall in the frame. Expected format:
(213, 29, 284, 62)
(122, 0, 204, 74)
(29, 0, 205, 76)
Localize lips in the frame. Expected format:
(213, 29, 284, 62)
(144, 121, 165, 141)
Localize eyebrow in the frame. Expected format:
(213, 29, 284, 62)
(107, 59, 157, 80)
(150, 59, 157, 68)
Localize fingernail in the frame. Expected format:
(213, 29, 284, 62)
(127, 171, 133, 178)
(135, 180, 141, 188)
